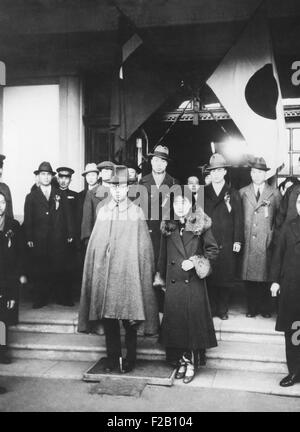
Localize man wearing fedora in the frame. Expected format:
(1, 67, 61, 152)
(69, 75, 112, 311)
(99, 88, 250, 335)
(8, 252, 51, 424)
(56, 167, 78, 305)
(0, 154, 13, 218)
(81, 160, 114, 244)
(239, 157, 281, 318)
(77, 163, 99, 234)
(139, 145, 178, 315)
(204, 153, 244, 320)
(24, 162, 74, 308)
(78, 166, 159, 373)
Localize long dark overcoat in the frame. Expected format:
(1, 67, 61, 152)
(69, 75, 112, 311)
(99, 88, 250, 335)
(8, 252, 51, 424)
(239, 183, 281, 282)
(23, 186, 74, 276)
(0, 217, 24, 325)
(157, 210, 219, 350)
(270, 217, 300, 332)
(78, 199, 159, 335)
(80, 183, 110, 241)
(204, 183, 243, 285)
(139, 172, 178, 267)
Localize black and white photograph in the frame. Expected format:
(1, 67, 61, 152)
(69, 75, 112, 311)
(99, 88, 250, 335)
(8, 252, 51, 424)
(0, 0, 300, 414)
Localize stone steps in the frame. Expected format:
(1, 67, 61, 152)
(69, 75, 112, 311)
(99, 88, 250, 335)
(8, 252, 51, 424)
(7, 329, 287, 374)
(6, 303, 287, 374)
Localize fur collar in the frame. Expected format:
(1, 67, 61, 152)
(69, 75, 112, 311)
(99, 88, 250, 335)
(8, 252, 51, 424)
(161, 207, 212, 237)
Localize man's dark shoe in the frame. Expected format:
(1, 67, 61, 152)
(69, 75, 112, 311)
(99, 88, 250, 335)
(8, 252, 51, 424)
(246, 313, 256, 318)
(219, 313, 229, 320)
(262, 313, 272, 318)
(279, 374, 300, 387)
(102, 358, 119, 373)
(0, 386, 7, 394)
(120, 359, 135, 374)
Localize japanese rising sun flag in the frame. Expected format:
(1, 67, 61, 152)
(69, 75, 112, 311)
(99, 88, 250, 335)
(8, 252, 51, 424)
(206, 6, 286, 177)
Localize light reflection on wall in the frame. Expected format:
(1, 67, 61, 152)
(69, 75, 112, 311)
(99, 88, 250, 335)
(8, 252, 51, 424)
(3, 85, 60, 221)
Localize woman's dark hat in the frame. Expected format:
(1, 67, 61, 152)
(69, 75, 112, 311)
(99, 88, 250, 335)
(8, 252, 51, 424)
(124, 159, 142, 174)
(248, 156, 270, 171)
(206, 153, 230, 171)
(106, 165, 129, 184)
(148, 145, 171, 161)
(34, 161, 56, 176)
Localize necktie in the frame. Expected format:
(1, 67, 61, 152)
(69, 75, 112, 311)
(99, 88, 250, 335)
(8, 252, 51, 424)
(256, 188, 260, 202)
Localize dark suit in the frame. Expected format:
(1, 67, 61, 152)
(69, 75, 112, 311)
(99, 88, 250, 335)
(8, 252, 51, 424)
(59, 188, 79, 303)
(204, 183, 244, 316)
(270, 217, 300, 376)
(139, 172, 178, 312)
(0, 182, 13, 218)
(23, 186, 74, 305)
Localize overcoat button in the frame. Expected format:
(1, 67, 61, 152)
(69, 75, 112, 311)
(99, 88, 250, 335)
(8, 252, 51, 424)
(46, 212, 49, 215)
(185, 280, 189, 284)
(171, 261, 175, 265)
(171, 280, 176, 284)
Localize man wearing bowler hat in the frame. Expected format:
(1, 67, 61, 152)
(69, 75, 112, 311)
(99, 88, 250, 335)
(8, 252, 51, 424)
(0, 154, 13, 218)
(24, 162, 74, 308)
(139, 145, 178, 316)
(124, 159, 142, 185)
(204, 153, 244, 320)
(78, 166, 159, 373)
(239, 157, 281, 318)
(81, 161, 114, 244)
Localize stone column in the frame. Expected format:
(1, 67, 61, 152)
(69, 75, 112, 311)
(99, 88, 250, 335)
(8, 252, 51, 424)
(59, 76, 84, 191)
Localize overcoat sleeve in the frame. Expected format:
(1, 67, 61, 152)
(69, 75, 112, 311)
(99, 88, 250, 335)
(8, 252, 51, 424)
(202, 228, 219, 262)
(81, 190, 94, 241)
(232, 189, 244, 244)
(157, 233, 167, 280)
(269, 224, 287, 283)
(23, 193, 33, 243)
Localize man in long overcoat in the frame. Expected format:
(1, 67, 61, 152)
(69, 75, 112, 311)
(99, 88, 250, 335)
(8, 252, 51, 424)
(270, 192, 300, 387)
(24, 162, 74, 308)
(139, 145, 178, 314)
(204, 154, 244, 319)
(78, 166, 159, 373)
(239, 157, 281, 318)
(80, 161, 114, 243)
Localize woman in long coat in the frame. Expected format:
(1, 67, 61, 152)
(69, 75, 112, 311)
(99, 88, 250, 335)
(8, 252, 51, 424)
(157, 195, 219, 383)
(270, 192, 300, 387)
(0, 192, 25, 364)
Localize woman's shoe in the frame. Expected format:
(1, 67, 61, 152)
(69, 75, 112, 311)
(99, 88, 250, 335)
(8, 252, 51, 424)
(183, 362, 195, 384)
(175, 359, 187, 379)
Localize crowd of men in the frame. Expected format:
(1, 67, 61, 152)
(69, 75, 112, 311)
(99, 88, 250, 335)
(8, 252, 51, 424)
(1, 143, 300, 392)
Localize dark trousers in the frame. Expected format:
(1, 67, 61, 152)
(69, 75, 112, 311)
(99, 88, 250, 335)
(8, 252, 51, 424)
(103, 318, 137, 366)
(285, 331, 300, 376)
(207, 283, 230, 316)
(245, 281, 271, 315)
